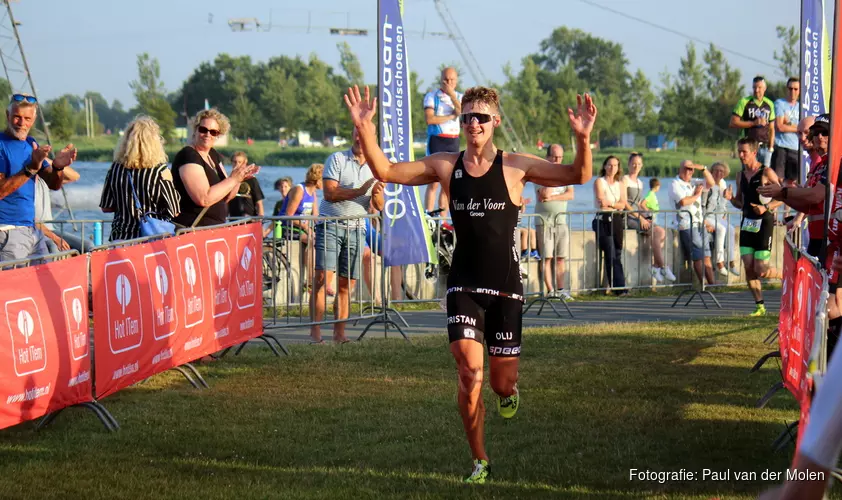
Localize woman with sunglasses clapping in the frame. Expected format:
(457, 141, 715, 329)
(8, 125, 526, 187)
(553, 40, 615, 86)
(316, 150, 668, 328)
(171, 109, 260, 228)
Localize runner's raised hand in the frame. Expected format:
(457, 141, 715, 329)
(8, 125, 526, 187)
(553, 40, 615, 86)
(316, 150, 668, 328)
(567, 93, 597, 138)
(344, 85, 378, 129)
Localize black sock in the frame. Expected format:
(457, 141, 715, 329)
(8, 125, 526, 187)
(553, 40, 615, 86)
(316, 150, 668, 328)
(756, 300, 765, 306)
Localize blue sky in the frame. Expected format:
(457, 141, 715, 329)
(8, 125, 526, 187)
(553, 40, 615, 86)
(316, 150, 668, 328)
(12, 0, 800, 108)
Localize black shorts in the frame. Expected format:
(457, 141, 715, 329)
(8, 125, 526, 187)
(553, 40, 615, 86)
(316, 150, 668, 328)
(446, 292, 523, 357)
(739, 216, 774, 259)
(428, 135, 461, 155)
(772, 147, 800, 182)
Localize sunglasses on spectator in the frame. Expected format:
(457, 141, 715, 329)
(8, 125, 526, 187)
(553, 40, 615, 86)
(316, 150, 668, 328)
(459, 112, 495, 125)
(197, 125, 220, 137)
(10, 94, 36, 104)
(811, 130, 829, 138)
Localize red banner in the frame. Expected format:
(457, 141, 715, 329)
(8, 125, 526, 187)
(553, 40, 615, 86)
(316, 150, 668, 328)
(0, 256, 92, 430)
(796, 256, 823, 449)
(779, 242, 798, 394)
(91, 223, 263, 399)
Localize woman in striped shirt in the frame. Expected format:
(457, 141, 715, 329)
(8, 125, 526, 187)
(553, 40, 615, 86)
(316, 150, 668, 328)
(99, 116, 181, 241)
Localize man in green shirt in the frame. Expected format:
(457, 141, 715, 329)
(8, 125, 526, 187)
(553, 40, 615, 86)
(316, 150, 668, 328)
(730, 76, 776, 167)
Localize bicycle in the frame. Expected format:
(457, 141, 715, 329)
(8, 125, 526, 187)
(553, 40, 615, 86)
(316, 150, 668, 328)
(401, 209, 455, 300)
(262, 237, 294, 308)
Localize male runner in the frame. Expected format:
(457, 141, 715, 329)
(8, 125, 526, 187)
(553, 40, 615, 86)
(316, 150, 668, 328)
(729, 137, 781, 316)
(343, 85, 596, 483)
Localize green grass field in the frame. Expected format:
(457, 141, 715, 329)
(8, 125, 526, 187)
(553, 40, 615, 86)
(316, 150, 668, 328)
(0, 316, 817, 499)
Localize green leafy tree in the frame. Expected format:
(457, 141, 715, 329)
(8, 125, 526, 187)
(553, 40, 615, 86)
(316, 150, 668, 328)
(501, 57, 549, 149)
(774, 25, 799, 79)
(47, 98, 74, 142)
(259, 66, 300, 138)
(626, 70, 658, 136)
(658, 43, 711, 151)
(336, 41, 364, 86)
(532, 27, 631, 97)
(130, 53, 176, 141)
(409, 71, 427, 145)
(703, 44, 743, 144)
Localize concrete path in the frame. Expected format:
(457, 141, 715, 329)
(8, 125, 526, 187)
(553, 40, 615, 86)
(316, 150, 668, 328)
(259, 289, 781, 346)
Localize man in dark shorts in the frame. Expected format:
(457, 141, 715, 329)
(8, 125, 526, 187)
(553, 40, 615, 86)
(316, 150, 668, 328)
(343, 84, 596, 483)
(422, 67, 463, 215)
(772, 77, 801, 184)
(729, 137, 782, 316)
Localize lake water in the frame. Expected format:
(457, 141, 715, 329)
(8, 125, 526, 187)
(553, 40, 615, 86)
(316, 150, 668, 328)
(52, 162, 740, 228)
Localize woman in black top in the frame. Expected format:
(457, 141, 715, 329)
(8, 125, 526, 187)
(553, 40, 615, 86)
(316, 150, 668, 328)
(100, 116, 181, 241)
(172, 109, 259, 227)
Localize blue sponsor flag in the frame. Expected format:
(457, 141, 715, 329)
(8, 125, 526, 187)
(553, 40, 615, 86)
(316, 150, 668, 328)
(800, 0, 830, 179)
(378, 0, 436, 266)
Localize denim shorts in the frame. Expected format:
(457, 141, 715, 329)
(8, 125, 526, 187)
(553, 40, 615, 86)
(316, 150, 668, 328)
(679, 227, 710, 261)
(314, 222, 362, 280)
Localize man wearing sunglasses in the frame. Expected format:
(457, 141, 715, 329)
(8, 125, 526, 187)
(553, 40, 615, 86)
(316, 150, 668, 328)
(0, 94, 77, 261)
(772, 78, 801, 186)
(344, 84, 596, 484)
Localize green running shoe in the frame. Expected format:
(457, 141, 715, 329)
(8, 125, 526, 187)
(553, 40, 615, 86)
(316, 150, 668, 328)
(463, 459, 490, 484)
(497, 386, 520, 419)
(749, 303, 766, 317)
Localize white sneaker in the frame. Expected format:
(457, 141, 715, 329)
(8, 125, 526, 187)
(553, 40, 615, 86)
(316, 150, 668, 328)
(663, 267, 677, 282)
(729, 266, 740, 276)
(651, 267, 664, 283)
(557, 289, 573, 301)
(718, 267, 729, 277)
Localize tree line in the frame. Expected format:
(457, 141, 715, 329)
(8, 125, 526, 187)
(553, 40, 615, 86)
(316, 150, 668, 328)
(36, 27, 797, 150)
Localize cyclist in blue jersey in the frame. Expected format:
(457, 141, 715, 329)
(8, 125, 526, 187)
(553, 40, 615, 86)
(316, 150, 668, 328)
(423, 67, 463, 216)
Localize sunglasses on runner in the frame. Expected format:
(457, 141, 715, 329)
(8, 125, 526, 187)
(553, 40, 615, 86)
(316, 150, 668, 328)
(197, 125, 220, 137)
(10, 94, 36, 104)
(459, 112, 495, 125)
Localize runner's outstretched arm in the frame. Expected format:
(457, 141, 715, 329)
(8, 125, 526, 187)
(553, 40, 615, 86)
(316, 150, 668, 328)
(521, 94, 596, 187)
(345, 85, 443, 186)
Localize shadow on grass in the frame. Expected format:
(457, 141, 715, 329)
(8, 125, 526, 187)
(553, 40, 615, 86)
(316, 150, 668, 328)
(0, 317, 801, 499)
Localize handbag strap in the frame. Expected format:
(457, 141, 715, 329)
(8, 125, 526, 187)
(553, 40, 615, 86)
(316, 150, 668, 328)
(125, 170, 144, 214)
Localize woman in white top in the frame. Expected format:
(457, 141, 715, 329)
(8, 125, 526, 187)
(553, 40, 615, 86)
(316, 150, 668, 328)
(592, 156, 626, 293)
(622, 153, 674, 282)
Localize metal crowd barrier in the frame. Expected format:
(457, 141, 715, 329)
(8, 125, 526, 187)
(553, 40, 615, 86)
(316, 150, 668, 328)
(259, 213, 405, 342)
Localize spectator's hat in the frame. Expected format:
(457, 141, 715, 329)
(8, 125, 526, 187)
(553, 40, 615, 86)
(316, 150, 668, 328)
(810, 113, 830, 134)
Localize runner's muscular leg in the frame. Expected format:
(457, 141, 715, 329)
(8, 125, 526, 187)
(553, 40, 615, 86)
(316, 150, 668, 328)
(488, 356, 519, 398)
(742, 254, 762, 301)
(450, 339, 488, 462)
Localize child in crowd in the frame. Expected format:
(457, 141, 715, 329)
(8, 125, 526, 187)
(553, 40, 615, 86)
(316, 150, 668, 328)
(641, 178, 660, 213)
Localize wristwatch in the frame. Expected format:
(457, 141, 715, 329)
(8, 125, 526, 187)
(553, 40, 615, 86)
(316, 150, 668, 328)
(782, 187, 788, 200)
(21, 167, 37, 178)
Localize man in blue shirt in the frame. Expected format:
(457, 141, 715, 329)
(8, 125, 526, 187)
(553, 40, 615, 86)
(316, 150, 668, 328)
(773, 77, 801, 184)
(0, 94, 77, 261)
(422, 67, 463, 215)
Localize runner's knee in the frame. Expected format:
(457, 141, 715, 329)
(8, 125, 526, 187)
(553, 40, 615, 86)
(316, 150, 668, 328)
(457, 364, 483, 394)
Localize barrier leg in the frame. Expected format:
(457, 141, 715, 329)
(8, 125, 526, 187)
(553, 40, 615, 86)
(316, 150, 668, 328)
(264, 333, 290, 356)
(182, 363, 210, 389)
(763, 328, 779, 345)
(170, 365, 203, 390)
(771, 420, 798, 451)
(523, 296, 574, 319)
(358, 315, 409, 342)
(37, 401, 119, 432)
(755, 381, 785, 408)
